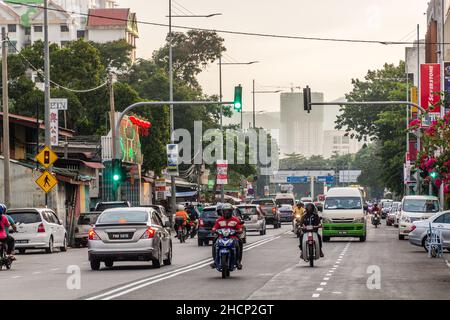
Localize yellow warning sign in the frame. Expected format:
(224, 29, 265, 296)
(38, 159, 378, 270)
(35, 171, 58, 193)
(35, 146, 58, 169)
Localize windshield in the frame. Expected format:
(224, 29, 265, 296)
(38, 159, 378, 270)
(238, 207, 258, 216)
(324, 197, 362, 210)
(97, 211, 148, 224)
(382, 202, 393, 208)
(96, 203, 129, 212)
(77, 215, 99, 225)
(252, 199, 274, 205)
(8, 212, 41, 224)
(201, 209, 218, 219)
(276, 199, 294, 205)
(403, 199, 439, 213)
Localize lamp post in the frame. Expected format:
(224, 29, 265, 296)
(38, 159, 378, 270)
(168, 0, 220, 216)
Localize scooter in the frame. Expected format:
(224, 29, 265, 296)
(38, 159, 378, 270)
(189, 220, 198, 238)
(301, 225, 321, 267)
(174, 217, 188, 243)
(213, 228, 238, 279)
(372, 214, 381, 228)
(293, 214, 302, 238)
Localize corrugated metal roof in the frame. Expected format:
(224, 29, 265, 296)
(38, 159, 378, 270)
(87, 8, 129, 27)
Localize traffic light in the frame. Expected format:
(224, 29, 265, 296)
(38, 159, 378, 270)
(112, 159, 124, 186)
(430, 171, 439, 179)
(303, 86, 312, 113)
(234, 85, 243, 112)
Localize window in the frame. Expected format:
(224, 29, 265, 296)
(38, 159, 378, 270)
(7, 24, 16, 33)
(333, 136, 341, 144)
(77, 30, 85, 39)
(8, 212, 42, 224)
(434, 214, 445, 223)
(24, 27, 31, 36)
(97, 211, 148, 224)
(342, 136, 350, 144)
(34, 25, 43, 32)
(8, 41, 17, 54)
(445, 213, 450, 224)
(403, 199, 439, 213)
(60, 25, 69, 32)
(324, 197, 362, 210)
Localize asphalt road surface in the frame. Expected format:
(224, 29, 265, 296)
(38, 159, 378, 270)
(1, 221, 449, 300)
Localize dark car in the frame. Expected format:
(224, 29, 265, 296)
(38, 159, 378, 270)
(251, 198, 282, 228)
(278, 204, 294, 223)
(74, 212, 101, 247)
(197, 206, 247, 246)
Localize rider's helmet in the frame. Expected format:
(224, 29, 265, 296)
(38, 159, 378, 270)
(305, 203, 316, 215)
(218, 203, 233, 219)
(0, 203, 6, 215)
(177, 204, 185, 211)
(299, 202, 305, 208)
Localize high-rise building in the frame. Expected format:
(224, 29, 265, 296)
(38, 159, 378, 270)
(279, 91, 324, 158)
(322, 130, 365, 159)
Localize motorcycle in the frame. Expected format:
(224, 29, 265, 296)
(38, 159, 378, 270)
(174, 217, 188, 243)
(0, 241, 13, 270)
(301, 225, 321, 267)
(293, 214, 302, 238)
(372, 214, 381, 228)
(213, 228, 238, 279)
(189, 220, 198, 238)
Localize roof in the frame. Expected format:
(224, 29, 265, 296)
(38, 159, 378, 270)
(0, 112, 74, 137)
(87, 8, 129, 27)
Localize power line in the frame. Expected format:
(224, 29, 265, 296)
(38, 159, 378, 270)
(7, 38, 107, 93)
(5, 0, 446, 46)
(172, 0, 196, 16)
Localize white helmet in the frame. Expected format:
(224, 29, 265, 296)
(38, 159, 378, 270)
(177, 204, 185, 211)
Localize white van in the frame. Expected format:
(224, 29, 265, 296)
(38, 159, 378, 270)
(398, 195, 440, 240)
(322, 187, 366, 242)
(275, 193, 296, 206)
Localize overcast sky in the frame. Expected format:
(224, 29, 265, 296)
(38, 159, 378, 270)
(118, 0, 428, 113)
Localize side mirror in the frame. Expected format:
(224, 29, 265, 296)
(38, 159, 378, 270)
(59, 219, 64, 225)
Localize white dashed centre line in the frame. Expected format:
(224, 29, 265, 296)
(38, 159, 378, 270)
(320, 282, 327, 286)
(316, 288, 324, 291)
(32, 271, 42, 275)
(312, 294, 320, 298)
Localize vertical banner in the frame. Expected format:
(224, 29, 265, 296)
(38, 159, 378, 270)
(216, 160, 228, 185)
(420, 63, 441, 114)
(49, 108, 59, 146)
(444, 62, 450, 110)
(166, 144, 179, 176)
(155, 178, 167, 200)
(411, 86, 418, 114)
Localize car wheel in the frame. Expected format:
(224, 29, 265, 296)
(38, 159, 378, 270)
(18, 249, 26, 255)
(260, 229, 265, 236)
(60, 236, 67, 252)
(45, 237, 54, 254)
(359, 235, 366, 242)
(90, 260, 100, 271)
(399, 234, 405, 240)
(163, 242, 172, 266)
(323, 236, 330, 242)
(153, 245, 162, 268)
(198, 238, 204, 246)
(105, 260, 114, 268)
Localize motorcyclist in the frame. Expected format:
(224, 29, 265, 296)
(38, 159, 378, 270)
(210, 203, 244, 270)
(186, 204, 199, 235)
(299, 203, 324, 258)
(371, 203, 381, 225)
(174, 204, 190, 235)
(0, 203, 16, 260)
(292, 202, 305, 232)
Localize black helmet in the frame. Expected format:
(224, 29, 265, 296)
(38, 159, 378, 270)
(218, 203, 233, 219)
(305, 203, 316, 215)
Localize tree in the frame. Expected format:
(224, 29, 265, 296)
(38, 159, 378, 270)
(90, 39, 134, 72)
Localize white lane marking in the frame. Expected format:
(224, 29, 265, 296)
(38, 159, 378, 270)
(51, 268, 60, 271)
(11, 276, 22, 279)
(323, 277, 330, 281)
(329, 270, 335, 273)
(316, 288, 324, 291)
(32, 271, 42, 275)
(336, 261, 340, 264)
(326, 273, 332, 276)
(312, 294, 320, 298)
(446, 260, 450, 269)
(87, 235, 281, 300)
(320, 282, 327, 286)
(332, 292, 342, 294)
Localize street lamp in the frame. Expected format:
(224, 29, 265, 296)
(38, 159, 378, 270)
(168, 0, 220, 216)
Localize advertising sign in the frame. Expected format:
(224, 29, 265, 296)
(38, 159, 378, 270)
(339, 170, 362, 183)
(49, 108, 58, 146)
(167, 144, 179, 176)
(420, 63, 441, 114)
(216, 160, 228, 185)
(50, 98, 68, 111)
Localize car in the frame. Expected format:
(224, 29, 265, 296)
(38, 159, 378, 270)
(386, 202, 401, 226)
(197, 205, 247, 246)
(236, 204, 266, 235)
(380, 200, 393, 219)
(87, 207, 172, 270)
(300, 197, 313, 203)
(251, 198, 282, 228)
(94, 201, 131, 212)
(8, 208, 68, 254)
(398, 196, 440, 240)
(139, 204, 171, 228)
(74, 212, 101, 248)
(394, 203, 402, 228)
(278, 204, 294, 223)
(409, 210, 450, 251)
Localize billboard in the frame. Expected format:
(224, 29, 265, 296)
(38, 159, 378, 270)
(420, 63, 441, 114)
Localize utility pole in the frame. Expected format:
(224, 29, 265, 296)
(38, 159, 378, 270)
(169, 0, 177, 215)
(2, 27, 11, 207)
(252, 79, 256, 128)
(219, 55, 224, 203)
(416, 24, 421, 195)
(109, 73, 120, 201)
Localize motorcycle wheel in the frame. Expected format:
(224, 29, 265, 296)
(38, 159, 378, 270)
(309, 244, 314, 267)
(221, 254, 228, 279)
(178, 232, 183, 243)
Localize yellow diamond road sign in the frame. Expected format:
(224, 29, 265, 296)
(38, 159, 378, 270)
(35, 146, 58, 169)
(35, 171, 58, 193)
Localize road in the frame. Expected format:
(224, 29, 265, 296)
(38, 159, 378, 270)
(1, 221, 449, 300)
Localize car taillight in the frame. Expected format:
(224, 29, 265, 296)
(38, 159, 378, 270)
(37, 223, 45, 233)
(272, 207, 276, 213)
(88, 228, 100, 240)
(199, 219, 204, 227)
(140, 227, 156, 239)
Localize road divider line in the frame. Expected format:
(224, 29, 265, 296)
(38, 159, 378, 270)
(312, 294, 320, 298)
(320, 282, 327, 286)
(86, 235, 282, 300)
(316, 288, 323, 291)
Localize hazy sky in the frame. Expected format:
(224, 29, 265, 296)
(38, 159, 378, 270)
(118, 0, 428, 113)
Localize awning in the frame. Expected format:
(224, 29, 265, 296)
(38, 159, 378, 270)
(82, 161, 105, 169)
(167, 191, 198, 198)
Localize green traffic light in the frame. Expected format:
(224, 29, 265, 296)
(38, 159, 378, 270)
(430, 172, 438, 179)
(234, 85, 243, 112)
(113, 174, 120, 181)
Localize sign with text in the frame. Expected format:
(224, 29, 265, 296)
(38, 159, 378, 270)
(50, 98, 68, 111)
(287, 176, 308, 183)
(339, 170, 362, 183)
(50, 109, 58, 146)
(216, 160, 228, 185)
(166, 144, 179, 176)
(420, 63, 441, 114)
(317, 176, 334, 183)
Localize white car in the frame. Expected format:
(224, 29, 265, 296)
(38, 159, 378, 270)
(7, 208, 68, 254)
(398, 196, 440, 240)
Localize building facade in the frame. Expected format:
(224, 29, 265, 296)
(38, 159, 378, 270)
(322, 130, 365, 159)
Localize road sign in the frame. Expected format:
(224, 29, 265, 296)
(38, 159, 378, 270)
(286, 176, 308, 183)
(50, 98, 68, 110)
(35, 171, 58, 193)
(35, 146, 58, 169)
(317, 176, 334, 183)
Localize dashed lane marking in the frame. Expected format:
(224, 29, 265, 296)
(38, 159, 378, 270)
(312, 294, 320, 298)
(316, 288, 324, 291)
(320, 282, 327, 286)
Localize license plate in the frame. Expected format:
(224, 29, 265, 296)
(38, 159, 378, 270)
(110, 233, 132, 240)
(16, 240, 29, 244)
(338, 231, 347, 235)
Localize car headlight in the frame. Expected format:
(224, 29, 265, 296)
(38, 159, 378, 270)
(354, 217, 365, 223)
(322, 218, 332, 223)
(401, 216, 411, 223)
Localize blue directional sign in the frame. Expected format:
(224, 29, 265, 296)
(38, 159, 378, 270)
(287, 176, 308, 183)
(317, 176, 334, 183)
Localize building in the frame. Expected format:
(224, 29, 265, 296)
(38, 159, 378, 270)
(279, 91, 324, 158)
(322, 130, 365, 159)
(405, 40, 426, 87)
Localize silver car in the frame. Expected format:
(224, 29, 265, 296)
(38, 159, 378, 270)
(236, 205, 266, 235)
(409, 210, 450, 251)
(88, 207, 172, 270)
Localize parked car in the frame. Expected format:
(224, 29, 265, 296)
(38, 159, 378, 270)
(278, 204, 294, 223)
(398, 196, 440, 240)
(394, 204, 402, 228)
(88, 207, 172, 270)
(8, 208, 68, 254)
(409, 210, 450, 251)
(236, 204, 266, 235)
(74, 212, 101, 248)
(197, 205, 247, 246)
(386, 202, 401, 226)
(251, 198, 281, 228)
(94, 201, 131, 212)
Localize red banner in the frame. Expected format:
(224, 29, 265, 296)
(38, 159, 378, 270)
(420, 64, 441, 113)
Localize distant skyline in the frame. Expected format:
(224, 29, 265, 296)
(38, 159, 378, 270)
(118, 0, 428, 115)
